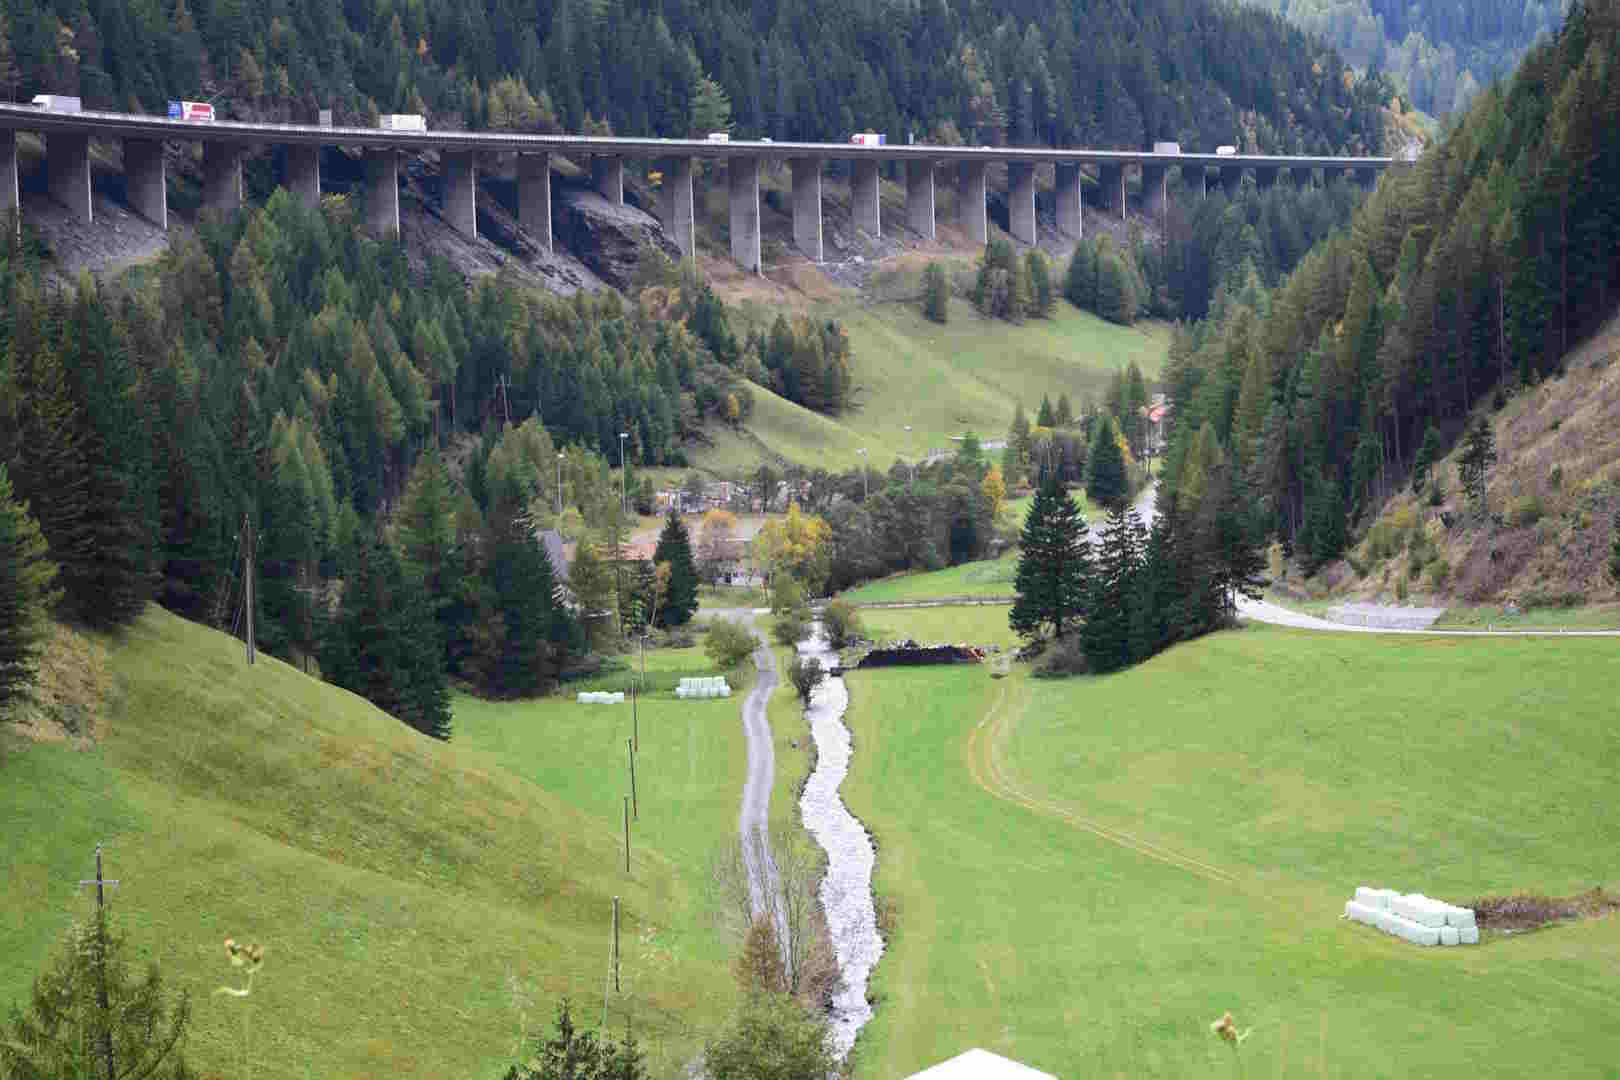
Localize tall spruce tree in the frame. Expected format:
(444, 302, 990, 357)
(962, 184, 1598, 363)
(0, 464, 59, 711)
(1082, 505, 1146, 674)
(1086, 417, 1129, 512)
(488, 513, 573, 698)
(321, 526, 451, 739)
(652, 509, 699, 626)
(1412, 424, 1442, 493)
(1009, 470, 1090, 641)
(1458, 418, 1498, 512)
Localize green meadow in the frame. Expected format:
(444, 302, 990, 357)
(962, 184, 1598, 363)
(840, 618, 1620, 1077)
(0, 609, 759, 1078)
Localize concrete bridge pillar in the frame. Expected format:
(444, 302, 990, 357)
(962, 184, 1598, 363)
(48, 132, 93, 222)
(1255, 166, 1278, 192)
(657, 156, 694, 260)
(519, 153, 552, 253)
(1098, 162, 1124, 219)
(1291, 165, 1315, 189)
(286, 144, 321, 209)
(728, 157, 760, 273)
(443, 151, 477, 238)
(202, 142, 243, 214)
(1355, 166, 1379, 191)
(791, 157, 823, 262)
(1007, 162, 1036, 245)
(592, 154, 624, 206)
(906, 159, 935, 240)
(2, 130, 20, 223)
(366, 147, 400, 235)
(1219, 164, 1243, 197)
(851, 159, 881, 237)
(1141, 163, 1169, 216)
(123, 139, 166, 229)
(957, 160, 986, 245)
(1055, 163, 1082, 240)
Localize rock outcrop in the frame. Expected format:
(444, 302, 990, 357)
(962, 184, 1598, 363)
(553, 184, 681, 290)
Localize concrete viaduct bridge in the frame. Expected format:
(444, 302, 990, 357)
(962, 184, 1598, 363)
(0, 103, 1398, 272)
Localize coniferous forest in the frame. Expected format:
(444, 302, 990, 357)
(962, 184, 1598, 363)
(1158, 0, 1620, 570)
(0, 0, 1385, 155)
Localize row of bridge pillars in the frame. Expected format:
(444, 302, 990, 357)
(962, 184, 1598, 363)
(0, 131, 1382, 272)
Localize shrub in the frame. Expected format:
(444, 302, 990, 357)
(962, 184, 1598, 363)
(1033, 637, 1088, 678)
(1425, 558, 1451, 589)
(1427, 481, 1445, 507)
(772, 608, 810, 646)
(1395, 576, 1409, 601)
(822, 598, 864, 648)
(705, 619, 759, 668)
(1508, 495, 1544, 527)
(705, 992, 834, 1080)
(1549, 464, 1564, 490)
(788, 655, 824, 702)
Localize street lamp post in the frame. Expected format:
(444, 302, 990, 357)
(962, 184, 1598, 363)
(618, 432, 629, 516)
(557, 452, 564, 516)
(857, 448, 868, 501)
(903, 425, 916, 489)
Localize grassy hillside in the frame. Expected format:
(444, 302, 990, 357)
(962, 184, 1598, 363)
(842, 620, 1620, 1076)
(0, 608, 750, 1078)
(692, 284, 1170, 475)
(1297, 315, 1620, 617)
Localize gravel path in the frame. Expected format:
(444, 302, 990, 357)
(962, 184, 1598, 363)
(727, 609, 781, 917)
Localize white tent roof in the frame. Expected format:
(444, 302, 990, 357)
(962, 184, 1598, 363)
(905, 1049, 1057, 1080)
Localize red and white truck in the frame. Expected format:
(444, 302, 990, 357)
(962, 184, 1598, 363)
(168, 100, 215, 122)
(849, 132, 887, 147)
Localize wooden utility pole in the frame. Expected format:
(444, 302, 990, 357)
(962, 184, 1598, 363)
(244, 520, 256, 665)
(78, 843, 120, 1080)
(611, 896, 621, 992)
(631, 682, 638, 753)
(623, 796, 631, 873)
(628, 738, 637, 820)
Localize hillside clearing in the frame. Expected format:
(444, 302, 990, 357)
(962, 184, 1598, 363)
(0, 608, 749, 1078)
(689, 296, 1169, 475)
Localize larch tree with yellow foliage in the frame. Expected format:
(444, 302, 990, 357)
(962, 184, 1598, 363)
(752, 505, 832, 595)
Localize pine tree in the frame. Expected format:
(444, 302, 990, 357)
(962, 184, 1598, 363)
(1005, 401, 1032, 484)
(1, 905, 196, 1080)
(1082, 505, 1145, 674)
(0, 464, 59, 711)
(488, 512, 572, 698)
(1009, 470, 1090, 641)
(1085, 416, 1129, 512)
(322, 527, 451, 739)
(1457, 418, 1497, 512)
(1055, 393, 1073, 428)
(922, 262, 949, 324)
(1412, 424, 1442, 493)
(652, 509, 699, 626)
(1036, 393, 1055, 429)
(1065, 240, 1097, 311)
(1026, 251, 1054, 317)
(1609, 506, 1620, 587)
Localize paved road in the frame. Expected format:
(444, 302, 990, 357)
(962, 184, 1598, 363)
(1133, 483, 1620, 637)
(726, 609, 781, 917)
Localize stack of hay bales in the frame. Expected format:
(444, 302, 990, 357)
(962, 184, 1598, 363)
(576, 691, 626, 704)
(675, 676, 731, 700)
(1344, 887, 1478, 945)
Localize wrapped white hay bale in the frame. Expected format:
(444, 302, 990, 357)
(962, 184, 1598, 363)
(1459, 926, 1479, 945)
(1410, 898, 1447, 928)
(1439, 926, 1460, 946)
(1445, 906, 1476, 929)
(1344, 900, 1378, 925)
(1374, 910, 1396, 934)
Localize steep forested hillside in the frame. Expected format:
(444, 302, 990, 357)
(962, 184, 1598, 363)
(1158, 0, 1620, 575)
(1243, 0, 1571, 115)
(0, 0, 1384, 153)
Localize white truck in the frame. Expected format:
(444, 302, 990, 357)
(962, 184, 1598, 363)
(1216, 145, 1237, 156)
(378, 113, 426, 131)
(31, 95, 83, 113)
(849, 132, 887, 147)
(706, 132, 731, 142)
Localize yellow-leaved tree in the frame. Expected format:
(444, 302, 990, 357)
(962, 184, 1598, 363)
(752, 504, 831, 595)
(981, 463, 1006, 520)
